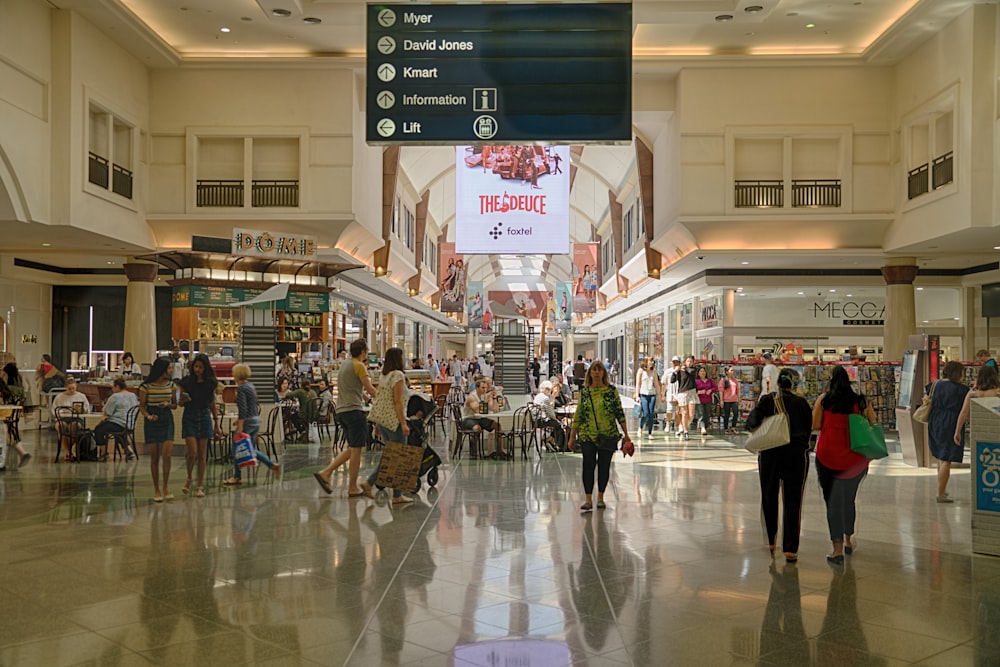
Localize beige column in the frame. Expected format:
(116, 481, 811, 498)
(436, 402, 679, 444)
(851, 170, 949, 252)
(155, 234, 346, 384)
(563, 332, 575, 367)
(881, 258, 918, 362)
(465, 328, 476, 358)
(123, 262, 158, 363)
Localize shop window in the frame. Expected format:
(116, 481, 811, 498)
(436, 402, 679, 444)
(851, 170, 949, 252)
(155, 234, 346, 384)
(903, 88, 956, 202)
(194, 134, 301, 208)
(88, 102, 135, 201)
(623, 206, 634, 252)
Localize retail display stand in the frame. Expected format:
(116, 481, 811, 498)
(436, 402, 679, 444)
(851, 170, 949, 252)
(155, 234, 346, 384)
(969, 397, 1000, 556)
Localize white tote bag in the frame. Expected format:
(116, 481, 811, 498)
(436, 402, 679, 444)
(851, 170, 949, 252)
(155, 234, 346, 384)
(744, 392, 790, 454)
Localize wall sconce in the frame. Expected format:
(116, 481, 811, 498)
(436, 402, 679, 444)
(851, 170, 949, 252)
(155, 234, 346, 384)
(647, 268, 660, 279)
(374, 266, 387, 277)
(408, 287, 419, 297)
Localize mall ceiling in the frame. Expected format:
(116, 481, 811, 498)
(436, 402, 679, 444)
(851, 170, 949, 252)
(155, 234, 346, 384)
(18, 0, 991, 293)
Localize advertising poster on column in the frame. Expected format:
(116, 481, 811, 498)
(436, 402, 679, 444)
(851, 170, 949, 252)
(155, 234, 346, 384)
(555, 282, 573, 331)
(572, 243, 599, 314)
(438, 242, 466, 313)
(467, 281, 484, 328)
(482, 300, 494, 337)
(455, 145, 571, 254)
(544, 293, 557, 333)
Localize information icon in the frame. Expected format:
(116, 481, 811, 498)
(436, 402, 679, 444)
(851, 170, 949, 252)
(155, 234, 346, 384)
(473, 115, 498, 140)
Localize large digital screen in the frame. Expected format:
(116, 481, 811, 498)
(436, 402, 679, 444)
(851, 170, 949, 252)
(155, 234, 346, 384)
(455, 145, 570, 254)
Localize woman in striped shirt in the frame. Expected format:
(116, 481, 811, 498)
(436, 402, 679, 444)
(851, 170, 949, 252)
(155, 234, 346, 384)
(139, 357, 180, 502)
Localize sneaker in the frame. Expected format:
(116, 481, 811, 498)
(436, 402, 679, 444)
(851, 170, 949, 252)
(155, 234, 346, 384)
(936, 495, 954, 503)
(596, 500, 607, 510)
(580, 502, 593, 512)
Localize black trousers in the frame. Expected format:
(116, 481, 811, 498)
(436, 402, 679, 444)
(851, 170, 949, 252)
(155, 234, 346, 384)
(580, 441, 614, 494)
(758, 445, 810, 554)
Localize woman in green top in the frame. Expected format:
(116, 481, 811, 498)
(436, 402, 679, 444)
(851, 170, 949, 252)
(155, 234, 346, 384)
(568, 360, 632, 512)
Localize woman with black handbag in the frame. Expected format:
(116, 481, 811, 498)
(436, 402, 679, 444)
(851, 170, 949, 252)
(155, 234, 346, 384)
(568, 360, 633, 512)
(746, 370, 813, 563)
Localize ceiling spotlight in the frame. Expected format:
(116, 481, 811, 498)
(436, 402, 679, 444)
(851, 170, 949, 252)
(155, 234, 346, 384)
(744, 5, 764, 13)
(303, 16, 322, 24)
(715, 14, 734, 22)
(41, 242, 51, 247)
(805, 23, 816, 29)
(219, 27, 231, 33)
(741, 261, 749, 265)
(271, 8, 292, 17)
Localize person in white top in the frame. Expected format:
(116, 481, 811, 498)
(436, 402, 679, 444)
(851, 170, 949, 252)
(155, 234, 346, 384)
(634, 358, 662, 437)
(532, 380, 566, 451)
(661, 356, 682, 434)
(462, 378, 507, 459)
(52, 377, 90, 461)
(760, 352, 780, 397)
(169, 346, 186, 381)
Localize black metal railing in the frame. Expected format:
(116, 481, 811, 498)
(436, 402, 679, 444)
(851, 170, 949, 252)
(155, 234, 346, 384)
(112, 163, 133, 199)
(907, 163, 929, 199)
(252, 179, 299, 207)
(196, 179, 244, 207)
(734, 180, 783, 208)
(88, 152, 109, 189)
(932, 151, 953, 189)
(792, 179, 841, 208)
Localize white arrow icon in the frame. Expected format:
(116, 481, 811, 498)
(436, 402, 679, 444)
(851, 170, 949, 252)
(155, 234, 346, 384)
(377, 9, 396, 27)
(377, 119, 396, 137)
(377, 63, 396, 82)
(377, 91, 396, 109)
(377, 36, 396, 55)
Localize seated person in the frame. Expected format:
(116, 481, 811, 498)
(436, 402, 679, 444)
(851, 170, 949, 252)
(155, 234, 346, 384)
(533, 380, 566, 451)
(462, 378, 508, 460)
(316, 378, 334, 421)
(550, 374, 572, 408)
(93, 378, 140, 461)
(52, 377, 89, 461)
(287, 379, 318, 438)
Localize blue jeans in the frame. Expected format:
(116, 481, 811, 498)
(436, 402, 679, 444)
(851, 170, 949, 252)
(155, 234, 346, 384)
(640, 394, 657, 434)
(367, 423, 406, 497)
(233, 416, 275, 479)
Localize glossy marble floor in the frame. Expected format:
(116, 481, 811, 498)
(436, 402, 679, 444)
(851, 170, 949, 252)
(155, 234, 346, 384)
(0, 419, 997, 667)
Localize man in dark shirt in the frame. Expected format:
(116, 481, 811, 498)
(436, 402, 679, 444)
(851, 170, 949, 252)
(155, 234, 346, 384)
(572, 355, 587, 391)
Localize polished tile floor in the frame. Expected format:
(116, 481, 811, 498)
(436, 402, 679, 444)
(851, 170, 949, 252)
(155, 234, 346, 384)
(0, 418, 997, 666)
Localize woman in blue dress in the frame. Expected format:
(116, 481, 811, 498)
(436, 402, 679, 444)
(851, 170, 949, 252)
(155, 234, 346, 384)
(926, 361, 970, 503)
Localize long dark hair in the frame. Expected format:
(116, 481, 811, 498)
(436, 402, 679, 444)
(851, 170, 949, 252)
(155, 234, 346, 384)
(382, 347, 405, 375)
(820, 365, 862, 413)
(977, 364, 1000, 392)
(3, 363, 21, 386)
(147, 357, 171, 384)
(187, 353, 218, 389)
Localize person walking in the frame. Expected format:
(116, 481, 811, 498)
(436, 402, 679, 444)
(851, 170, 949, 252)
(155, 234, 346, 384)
(568, 361, 632, 512)
(719, 366, 741, 434)
(224, 363, 280, 486)
(314, 339, 378, 497)
(661, 356, 681, 435)
(760, 352, 780, 397)
(695, 366, 716, 436)
(812, 365, 877, 564)
(633, 358, 661, 438)
(746, 371, 813, 563)
(926, 361, 971, 502)
(178, 353, 222, 498)
(671, 356, 698, 440)
(361, 347, 414, 505)
(138, 358, 180, 502)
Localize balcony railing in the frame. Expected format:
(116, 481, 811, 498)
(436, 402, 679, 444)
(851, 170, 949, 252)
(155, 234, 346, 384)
(197, 180, 244, 207)
(734, 180, 783, 208)
(907, 163, 929, 200)
(792, 179, 841, 208)
(932, 151, 953, 190)
(252, 179, 299, 207)
(88, 152, 109, 189)
(112, 163, 133, 199)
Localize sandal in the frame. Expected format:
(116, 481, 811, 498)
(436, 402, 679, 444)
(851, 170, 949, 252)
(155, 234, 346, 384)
(391, 496, 414, 505)
(223, 477, 242, 486)
(182, 479, 192, 495)
(195, 488, 205, 498)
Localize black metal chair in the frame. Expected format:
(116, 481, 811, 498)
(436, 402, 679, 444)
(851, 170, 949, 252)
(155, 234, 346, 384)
(110, 405, 140, 461)
(254, 405, 282, 460)
(309, 396, 334, 441)
(53, 406, 92, 463)
(451, 403, 483, 460)
(503, 406, 534, 460)
(3, 405, 22, 448)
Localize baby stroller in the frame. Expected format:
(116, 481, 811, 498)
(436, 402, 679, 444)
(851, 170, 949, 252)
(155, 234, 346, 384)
(407, 393, 442, 492)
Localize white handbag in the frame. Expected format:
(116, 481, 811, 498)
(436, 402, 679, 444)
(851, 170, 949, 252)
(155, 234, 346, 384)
(745, 392, 790, 454)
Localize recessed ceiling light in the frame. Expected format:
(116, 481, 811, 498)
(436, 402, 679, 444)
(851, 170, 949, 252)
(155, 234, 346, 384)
(271, 8, 292, 17)
(715, 14, 734, 22)
(797, 291, 804, 295)
(303, 16, 322, 24)
(41, 242, 51, 247)
(241, 16, 252, 22)
(923, 320, 929, 323)
(741, 261, 749, 265)
(954, 317, 960, 320)
(829, 289, 836, 292)
(220, 27, 231, 33)
(916, 287, 924, 291)
(744, 5, 764, 13)
(846, 294, 853, 297)
(106, 260, 116, 265)
(805, 23, 816, 29)
(994, 245, 1000, 250)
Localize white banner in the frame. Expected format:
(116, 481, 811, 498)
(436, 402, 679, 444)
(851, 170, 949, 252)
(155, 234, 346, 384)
(454, 145, 570, 254)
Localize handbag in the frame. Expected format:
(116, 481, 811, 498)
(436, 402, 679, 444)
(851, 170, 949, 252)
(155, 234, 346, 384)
(632, 403, 641, 419)
(744, 391, 790, 454)
(912, 381, 936, 424)
(233, 432, 258, 469)
(849, 412, 888, 459)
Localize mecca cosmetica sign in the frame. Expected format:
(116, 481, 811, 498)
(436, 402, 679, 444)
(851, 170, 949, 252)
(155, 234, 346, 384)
(732, 296, 886, 327)
(812, 299, 885, 326)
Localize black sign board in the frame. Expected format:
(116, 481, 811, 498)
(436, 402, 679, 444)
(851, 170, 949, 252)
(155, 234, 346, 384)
(366, 3, 632, 144)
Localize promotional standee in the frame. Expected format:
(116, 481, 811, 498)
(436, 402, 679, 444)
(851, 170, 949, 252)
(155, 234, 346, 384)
(895, 334, 939, 468)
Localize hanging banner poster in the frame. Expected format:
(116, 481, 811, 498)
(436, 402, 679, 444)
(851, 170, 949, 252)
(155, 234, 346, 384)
(455, 145, 571, 254)
(572, 243, 599, 314)
(438, 242, 466, 313)
(488, 290, 547, 321)
(482, 299, 494, 336)
(467, 281, 485, 328)
(555, 282, 574, 331)
(545, 292, 557, 333)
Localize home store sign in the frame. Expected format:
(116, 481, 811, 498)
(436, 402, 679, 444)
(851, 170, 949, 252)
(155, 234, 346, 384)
(812, 299, 884, 326)
(232, 228, 317, 259)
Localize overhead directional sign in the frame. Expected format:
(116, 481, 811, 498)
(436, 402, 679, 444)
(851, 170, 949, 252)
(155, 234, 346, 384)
(366, 3, 632, 145)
